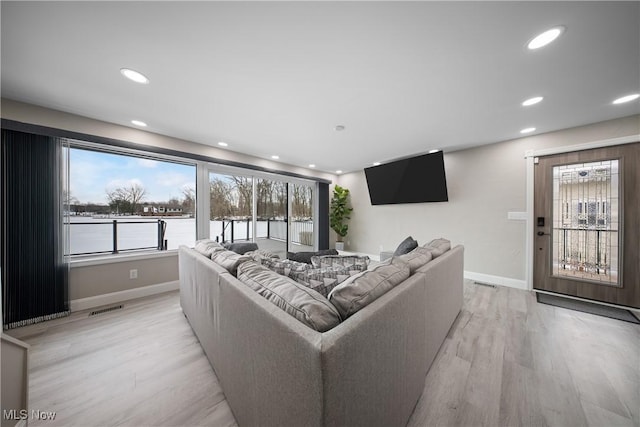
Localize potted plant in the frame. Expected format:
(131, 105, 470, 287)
(330, 185, 353, 251)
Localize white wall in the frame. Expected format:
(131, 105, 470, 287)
(338, 115, 639, 284)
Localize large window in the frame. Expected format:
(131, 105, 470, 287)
(206, 166, 316, 258)
(67, 145, 196, 256)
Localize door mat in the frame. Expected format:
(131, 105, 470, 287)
(536, 293, 640, 324)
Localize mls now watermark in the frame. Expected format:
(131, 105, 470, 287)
(3, 409, 57, 421)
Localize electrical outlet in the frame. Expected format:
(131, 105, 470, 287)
(129, 269, 138, 279)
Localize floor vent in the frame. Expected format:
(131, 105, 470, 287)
(89, 305, 124, 316)
(474, 281, 496, 288)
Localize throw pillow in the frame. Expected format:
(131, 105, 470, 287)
(222, 241, 259, 255)
(260, 257, 311, 277)
(329, 257, 410, 319)
(393, 236, 418, 256)
(396, 246, 433, 274)
(422, 238, 451, 258)
(287, 249, 339, 264)
(289, 265, 353, 298)
(193, 239, 225, 258)
(210, 249, 252, 277)
(237, 261, 342, 332)
(310, 255, 370, 272)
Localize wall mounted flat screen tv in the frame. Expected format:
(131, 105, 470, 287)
(364, 151, 448, 205)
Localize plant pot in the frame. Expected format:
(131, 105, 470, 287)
(335, 242, 345, 251)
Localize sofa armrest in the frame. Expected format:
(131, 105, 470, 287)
(321, 273, 428, 427)
(216, 273, 324, 427)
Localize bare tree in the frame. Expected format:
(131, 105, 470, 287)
(106, 183, 147, 215)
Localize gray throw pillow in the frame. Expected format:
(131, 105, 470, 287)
(289, 265, 353, 298)
(222, 241, 259, 255)
(238, 261, 342, 332)
(329, 257, 410, 318)
(393, 236, 418, 256)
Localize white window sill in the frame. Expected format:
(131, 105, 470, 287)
(70, 249, 178, 268)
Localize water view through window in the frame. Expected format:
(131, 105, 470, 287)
(67, 147, 196, 256)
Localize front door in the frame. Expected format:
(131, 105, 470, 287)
(533, 142, 640, 308)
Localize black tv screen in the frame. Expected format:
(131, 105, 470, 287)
(364, 151, 448, 205)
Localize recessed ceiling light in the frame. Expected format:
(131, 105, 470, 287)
(373, 162, 381, 166)
(527, 26, 565, 50)
(336, 170, 343, 174)
(428, 149, 440, 154)
(334, 125, 345, 131)
(612, 93, 640, 104)
(131, 120, 147, 127)
(520, 127, 536, 134)
(522, 96, 544, 106)
(218, 141, 228, 147)
(271, 155, 280, 160)
(308, 164, 316, 168)
(120, 68, 149, 84)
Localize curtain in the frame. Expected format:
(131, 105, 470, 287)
(1, 129, 69, 329)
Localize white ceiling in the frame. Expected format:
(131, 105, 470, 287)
(2, 1, 639, 174)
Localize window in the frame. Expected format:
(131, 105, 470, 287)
(66, 144, 196, 256)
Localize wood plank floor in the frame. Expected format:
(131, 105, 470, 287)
(8, 280, 639, 427)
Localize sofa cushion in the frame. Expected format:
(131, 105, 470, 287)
(237, 261, 342, 332)
(287, 249, 339, 264)
(290, 265, 353, 298)
(222, 241, 259, 255)
(260, 257, 311, 276)
(422, 238, 451, 258)
(393, 236, 418, 256)
(194, 239, 225, 258)
(397, 247, 433, 274)
(210, 249, 252, 276)
(310, 255, 370, 273)
(329, 257, 410, 319)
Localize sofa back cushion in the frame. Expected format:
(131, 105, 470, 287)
(397, 247, 433, 274)
(194, 239, 225, 258)
(423, 238, 451, 258)
(237, 261, 342, 332)
(328, 257, 410, 319)
(245, 249, 281, 262)
(310, 255, 370, 273)
(210, 249, 252, 276)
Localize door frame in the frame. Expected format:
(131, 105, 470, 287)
(524, 134, 640, 292)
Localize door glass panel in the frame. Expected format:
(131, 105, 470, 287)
(552, 160, 620, 286)
(256, 178, 287, 258)
(290, 183, 315, 252)
(209, 173, 253, 244)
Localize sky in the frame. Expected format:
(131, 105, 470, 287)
(69, 148, 196, 204)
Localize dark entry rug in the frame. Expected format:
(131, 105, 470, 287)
(536, 293, 640, 324)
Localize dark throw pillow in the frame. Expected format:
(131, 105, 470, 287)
(222, 241, 259, 255)
(393, 236, 418, 256)
(287, 249, 339, 264)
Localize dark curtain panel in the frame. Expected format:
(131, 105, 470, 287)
(318, 183, 330, 250)
(1, 129, 68, 328)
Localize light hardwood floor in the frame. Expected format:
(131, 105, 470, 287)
(8, 281, 640, 427)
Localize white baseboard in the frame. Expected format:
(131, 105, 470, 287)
(70, 280, 179, 312)
(464, 271, 528, 290)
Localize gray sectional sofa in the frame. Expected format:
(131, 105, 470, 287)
(178, 242, 464, 427)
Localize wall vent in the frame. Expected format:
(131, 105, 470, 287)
(474, 281, 496, 288)
(89, 305, 123, 316)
